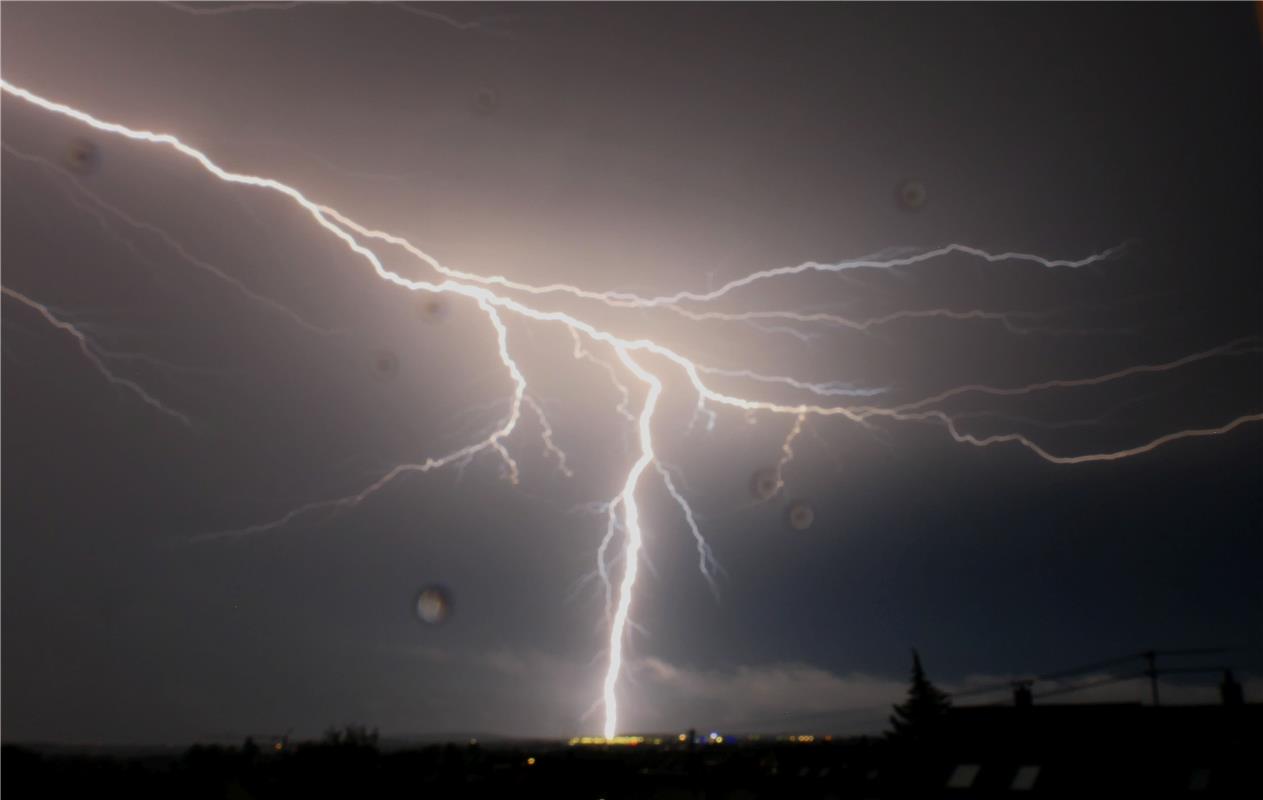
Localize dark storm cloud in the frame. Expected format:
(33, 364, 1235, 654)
(3, 3, 1261, 743)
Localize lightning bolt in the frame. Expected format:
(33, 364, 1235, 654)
(771, 413, 809, 496)
(2, 285, 193, 427)
(161, 2, 516, 39)
(2, 142, 335, 336)
(163, 2, 305, 14)
(4, 79, 1260, 739)
(856, 338, 1262, 418)
(671, 304, 1128, 337)
(523, 395, 574, 478)
(600, 348, 661, 738)
(164, 1, 488, 28)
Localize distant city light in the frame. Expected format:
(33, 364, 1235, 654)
(568, 735, 645, 746)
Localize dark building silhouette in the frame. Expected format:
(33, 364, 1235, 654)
(901, 700, 1262, 797)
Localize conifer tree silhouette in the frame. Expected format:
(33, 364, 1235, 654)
(889, 649, 952, 743)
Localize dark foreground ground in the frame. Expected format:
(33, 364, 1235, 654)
(4, 703, 1261, 799)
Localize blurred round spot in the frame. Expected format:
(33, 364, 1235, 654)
(749, 468, 780, 502)
(64, 138, 101, 175)
(372, 349, 399, 380)
(416, 295, 449, 323)
(415, 585, 451, 625)
(896, 179, 927, 211)
(786, 501, 815, 531)
(473, 87, 499, 115)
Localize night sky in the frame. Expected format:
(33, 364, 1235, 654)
(3, 2, 1261, 744)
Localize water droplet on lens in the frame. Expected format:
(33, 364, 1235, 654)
(786, 501, 815, 531)
(473, 87, 499, 115)
(749, 468, 780, 501)
(372, 349, 399, 380)
(416, 295, 449, 322)
(64, 138, 100, 175)
(416, 585, 451, 625)
(896, 179, 926, 211)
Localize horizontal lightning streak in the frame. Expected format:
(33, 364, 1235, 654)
(860, 338, 1262, 417)
(165, 1, 505, 34)
(164, 2, 302, 14)
(321, 203, 1126, 310)
(671, 305, 1077, 336)
(921, 409, 1263, 465)
(697, 365, 888, 398)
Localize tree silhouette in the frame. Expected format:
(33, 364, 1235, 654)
(889, 649, 952, 743)
(321, 724, 379, 749)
